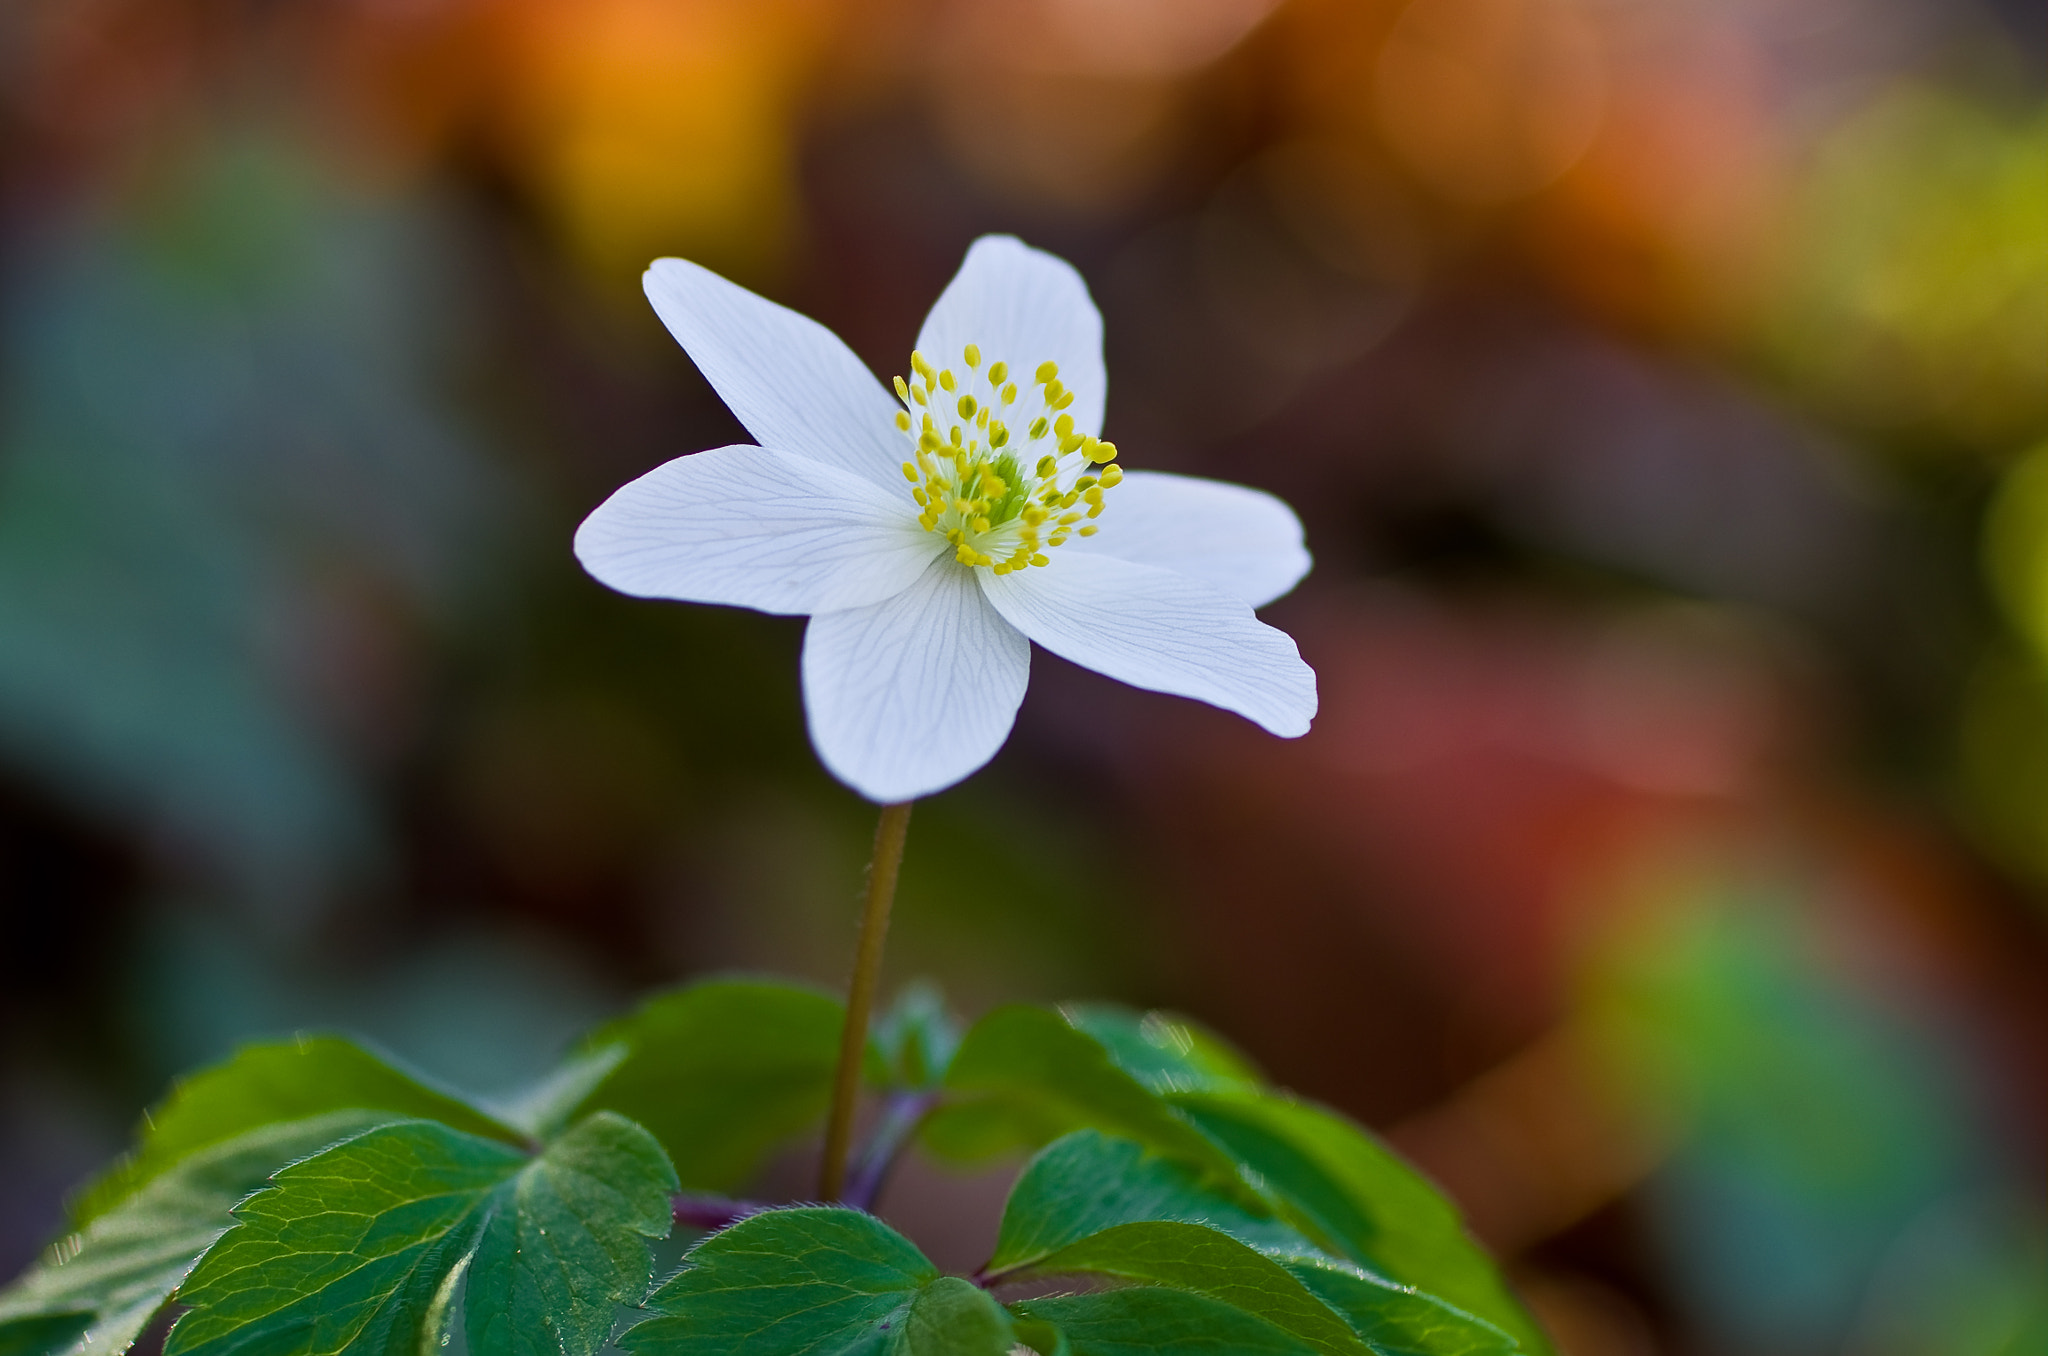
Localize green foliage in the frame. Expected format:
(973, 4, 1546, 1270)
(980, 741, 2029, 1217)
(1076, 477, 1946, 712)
(624, 1209, 1012, 1356)
(71, 1036, 521, 1228)
(6, 982, 1548, 1356)
(874, 982, 962, 1090)
(988, 1130, 1303, 1267)
(919, 1006, 1242, 1193)
(1172, 1093, 1544, 1355)
(1061, 1005, 1261, 1095)
(167, 1113, 676, 1356)
(1006, 1221, 1369, 1356)
(1012, 1289, 1321, 1356)
(564, 978, 874, 1191)
(0, 1113, 394, 1356)
(1284, 1262, 1517, 1356)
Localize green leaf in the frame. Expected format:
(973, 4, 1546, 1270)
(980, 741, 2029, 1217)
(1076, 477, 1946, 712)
(1007, 1317, 1069, 1356)
(1010, 1289, 1320, 1356)
(624, 1207, 1013, 1356)
(1284, 1261, 1518, 1356)
(72, 1037, 521, 1228)
(467, 1114, 680, 1356)
(1009, 1222, 1367, 1356)
(0, 1112, 396, 1356)
(874, 983, 962, 1090)
(1061, 1007, 1261, 1095)
(566, 979, 881, 1192)
(989, 1132, 1305, 1272)
(921, 1008, 1243, 1196)
(0, 1315, 91, 1356)
(166, 1112, 677, 1356)
(1171, 1094, 1545, 1356)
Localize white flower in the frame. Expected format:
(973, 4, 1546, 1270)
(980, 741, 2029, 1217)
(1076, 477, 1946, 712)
(575, 235, 1317, 802)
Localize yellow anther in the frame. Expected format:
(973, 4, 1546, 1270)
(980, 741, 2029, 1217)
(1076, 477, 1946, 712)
(977, 408, 989, 429)
(1036, 455, 1057, 478)
(895, 411, 911, 431)
(1089, 440, 1118, 464)
(1032, 553, 1050, 567)
(972, 517, 991, 533)
(1100, 464, 1123, 486)
(939, 369, 957, 392)
(901, 462, 917, 481)
(1078, 524, 1098, 537)
(1083, 487, 1103, 505)
(958, 395, 978, 419)
(1059, 434, 1084, 455)
(1048, 535, 1067, 548)
(1023, 506, 1047, 525)
(988, 361, 1007, 384)
(1054, 414, 1074, 438)
(1003, 383, 1018, 405)
(1036, 361, 1058, 383)
(993, 562, 1011, 575)
(1058, 512, 1081, 526)
(1045, 379, 1065, 403)
(1076, 474, 1098, 491)
(989, 425, 1008, 448)
(1086, 502, 1103, 518)
(894, 375, 911, 403)
(1029, 418, 1049, 440)
(912, 385, 927, 406)
(912, 350, 934, 381)
(950, 426, 964, 446)
(912, 488, 927, 505)
(919, 430, 940, 452)
(1053, 390, 1074, 410)
(964, 344, 981, 368)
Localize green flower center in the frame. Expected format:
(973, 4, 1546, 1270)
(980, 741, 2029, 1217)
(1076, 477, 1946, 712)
(891, 344, 1122, 573)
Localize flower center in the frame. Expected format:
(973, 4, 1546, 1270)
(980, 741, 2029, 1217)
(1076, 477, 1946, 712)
(891, 345, 1122, 574)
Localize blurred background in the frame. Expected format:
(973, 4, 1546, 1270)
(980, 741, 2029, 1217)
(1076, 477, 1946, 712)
(0, 0, 2044, 1351)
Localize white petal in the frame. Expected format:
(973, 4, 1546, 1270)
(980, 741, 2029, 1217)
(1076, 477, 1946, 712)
(574, 445, 941, 616)
(644, 259, 907, 492)
(1070, 470, 1312, 607)
(980, 553, 1316, 737)
(917, 236, 1107, 438)
(802, 557, 1031, 802)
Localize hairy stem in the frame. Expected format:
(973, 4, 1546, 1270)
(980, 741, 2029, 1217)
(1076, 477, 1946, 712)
(818, 800, 913, 1200)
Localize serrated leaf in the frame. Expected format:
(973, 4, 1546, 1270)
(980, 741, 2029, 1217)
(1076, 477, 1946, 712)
(624, 1208, 1012, 1356)
(1061, 1007, 1260, 1095)
(1171, 1094, 1544, 1356)
(166, 1112, 676, 1356)
(1284, 1261, 1518, 1356)
(1002, 1222, 1366, 1356)
(73, 1037, 521, 1229)
(566, 979, 882, 1192)
(1010, 1289, 1319, 1356)
(0, 1112, 396, 1356)
(989, 1131, 1304, 1273)
(921, 1008, 1243, 1198)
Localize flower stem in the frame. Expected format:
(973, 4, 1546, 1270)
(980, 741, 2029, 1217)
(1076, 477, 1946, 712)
(818, 799, 913, 1200)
